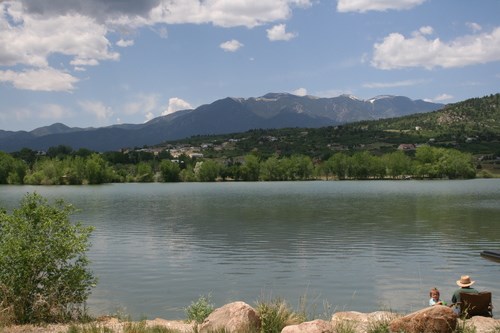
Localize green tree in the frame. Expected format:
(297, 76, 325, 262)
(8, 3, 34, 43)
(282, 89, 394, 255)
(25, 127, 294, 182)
(160, 160, 181, 182)
(0, 152, 27, 184)
(0, 193, 97, 324)
(437, 149, 476, 179)
(383, 150, 412, 179)
(240, 154, 260, 181)
(85, 153, 112, 184)
(135, 161, 154, 182)
(195, 160, 220, 182)
(260, 155, 284, 181)
(328, 153, 350, 180)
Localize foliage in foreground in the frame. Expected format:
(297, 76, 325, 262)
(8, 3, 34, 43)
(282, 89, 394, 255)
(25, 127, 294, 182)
(67, 321, 179, 333)
(255, 297, 306, 333)
(0, 193, 97, 324)
(185, 294, 214, 324)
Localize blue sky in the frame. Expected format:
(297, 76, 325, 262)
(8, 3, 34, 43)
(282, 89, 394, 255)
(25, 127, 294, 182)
(1, 0, 499, 131)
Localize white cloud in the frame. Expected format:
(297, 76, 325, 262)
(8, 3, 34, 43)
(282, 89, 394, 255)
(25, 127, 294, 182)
(79, 100, 113, 121)
(123, 94, 159, 115)
(116, 39, 134, 47)
(417, 26, 433, 36)
(466, 22, 482, 32)
(107, 0, 312, 29)
(432, 93, 454, 102)
(267, 24, 296, 41)
(0, 2, 119, 68)
(292, 88, 308, 96)
(220, 39, 244, 52)
(123, 93, 161, 122)
(145, 112, 155, 122)
(337, 0, 426, 13)
(0, 68, 79, 92)
(162, 97, 193, 115)
(0, 0, 314, 93)
(363, 79, 427, 89)
(372, 26, 500, 69)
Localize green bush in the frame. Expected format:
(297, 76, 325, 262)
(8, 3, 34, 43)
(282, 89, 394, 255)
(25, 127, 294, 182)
(255, 298, 305, 333)
(0, 193, 97, 324)
(185, 294, 214, 324)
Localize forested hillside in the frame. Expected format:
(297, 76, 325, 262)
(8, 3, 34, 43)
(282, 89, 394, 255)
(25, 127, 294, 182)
(1, 94, 499, 185)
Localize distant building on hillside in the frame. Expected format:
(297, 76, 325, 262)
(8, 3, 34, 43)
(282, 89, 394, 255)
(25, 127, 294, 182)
(398, 144, 416, 151)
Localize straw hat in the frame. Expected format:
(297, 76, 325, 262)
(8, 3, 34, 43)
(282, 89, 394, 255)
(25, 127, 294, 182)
(456, 275, 475, 287)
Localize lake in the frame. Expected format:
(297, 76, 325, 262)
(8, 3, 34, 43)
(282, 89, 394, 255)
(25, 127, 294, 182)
(1, 180, 499, 320)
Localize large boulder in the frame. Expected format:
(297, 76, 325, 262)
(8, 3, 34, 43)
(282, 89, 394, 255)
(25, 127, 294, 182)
(465, 316, 500, 333)
(331, 311, 398, 333)
(198, 301, 260, 333)
(282, 319, 333, 333)
(389, 305, 457, 333)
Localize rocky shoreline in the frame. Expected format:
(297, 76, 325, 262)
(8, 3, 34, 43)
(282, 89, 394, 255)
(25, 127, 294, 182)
(2, 302, 499, 333)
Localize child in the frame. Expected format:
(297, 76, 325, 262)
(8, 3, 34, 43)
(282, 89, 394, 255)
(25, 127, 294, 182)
(429, 287, 445, 306)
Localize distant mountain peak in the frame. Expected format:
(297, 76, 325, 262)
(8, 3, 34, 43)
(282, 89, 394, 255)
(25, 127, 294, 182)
(368, 95, 397, 103)
(340, 94, 363, 101)
(0, 92, 445, 152)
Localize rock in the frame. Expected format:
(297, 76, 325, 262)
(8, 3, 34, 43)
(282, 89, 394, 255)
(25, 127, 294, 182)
(389, 305, 457, 333)
(465, 316, 500, 333)
(331, 311, 398, 333)
(198, 301, 261, 333)
(282, 319, 333, 333)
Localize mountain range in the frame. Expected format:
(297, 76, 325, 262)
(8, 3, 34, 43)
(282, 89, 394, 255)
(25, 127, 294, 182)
(0, 93, 444, 152)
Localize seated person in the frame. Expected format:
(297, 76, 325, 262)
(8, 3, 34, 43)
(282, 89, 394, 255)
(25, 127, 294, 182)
(451, 275, 479, 314)
(429, 287, 445, 306)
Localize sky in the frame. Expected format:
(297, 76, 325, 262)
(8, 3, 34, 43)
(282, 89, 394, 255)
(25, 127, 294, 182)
(1, 0, 499, 132)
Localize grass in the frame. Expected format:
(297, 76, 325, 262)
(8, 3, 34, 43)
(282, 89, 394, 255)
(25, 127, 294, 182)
(332, 319, 357, 333)
(66, 321, 183, 333)
(67, 323, 115, 333)
(454, 319, 477, 333)
(255, 297, 306, 333)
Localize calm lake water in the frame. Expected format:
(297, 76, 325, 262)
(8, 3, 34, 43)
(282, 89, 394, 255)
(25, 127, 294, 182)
(1, 180, 499, 319)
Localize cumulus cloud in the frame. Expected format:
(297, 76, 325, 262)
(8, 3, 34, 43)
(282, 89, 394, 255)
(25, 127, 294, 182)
(1, 0, 313, 92)
(337, 0, 426, 12)
(220, 39, 244, 52)
(0, 68, 79, 92)
(0, 2, 119, 68)
(123, 94, 161, 122)
(372, 26, 500, 69)
(431, 93, 454, 102)
(105, 0, 312, 29)
(292, 88, 308, 96)
(267, 24, 297, 41)
(116, 39, 134, 47)
(466, 22, 482, 32)
(79, 100, 113, 121)
(162, 97, 193, 115)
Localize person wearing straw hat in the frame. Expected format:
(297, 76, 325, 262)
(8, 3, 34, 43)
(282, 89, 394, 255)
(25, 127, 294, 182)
(451, 275, 479, 313)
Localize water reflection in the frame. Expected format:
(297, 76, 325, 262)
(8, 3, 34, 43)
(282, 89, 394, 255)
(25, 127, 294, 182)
(0, 180, 499, 319)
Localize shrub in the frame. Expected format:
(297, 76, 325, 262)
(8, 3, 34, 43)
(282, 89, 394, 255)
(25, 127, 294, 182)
(185, 294, 214, 324)
(333, 319, 357, 333)
(124, 321, 178, 333)
(255, 298, 305, 333)
(0, 193, 97, 324)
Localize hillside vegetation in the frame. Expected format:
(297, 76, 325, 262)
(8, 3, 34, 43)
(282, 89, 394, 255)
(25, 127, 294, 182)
(165, 93, 500, 159)
(1, 94, 499, 184)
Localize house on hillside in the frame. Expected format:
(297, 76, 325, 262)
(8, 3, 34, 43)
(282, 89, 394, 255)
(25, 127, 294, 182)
(398, 144, 417, 151)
